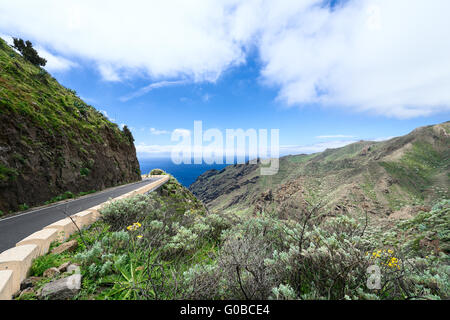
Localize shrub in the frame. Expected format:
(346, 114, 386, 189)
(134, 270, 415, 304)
(150, 169, 166, 175)
(74, 231, 130, 278)
(397, 199, 449, 254)
(182, 214, 282, 300)
(182, 264, 222, 299)
(181, 199, 450, 300)
(80, 167, 90, 177)
(100, 194, 157, 231)
(217, 233, 277, 299)
(200, 212, 238, 243)
(18, 203, 29, 211)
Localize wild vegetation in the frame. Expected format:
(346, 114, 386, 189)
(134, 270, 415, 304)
(0, 37, 141, 213)
(21, 174, 449, 300)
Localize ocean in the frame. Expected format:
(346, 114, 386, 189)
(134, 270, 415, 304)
(139, 158, 229, 187)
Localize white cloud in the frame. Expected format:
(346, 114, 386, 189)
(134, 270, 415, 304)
(120, 80, 188, 102)
(372, 136, 395, 142)
(280, 140, 357, 155)
(172, 129, 191, 137)
(0, 0, 246, 83)
(179, 97, 191, 103)
(0, 33, 13, 45)
(150, 128, 170, 135)
(136, 144, 174, 158)
(256, 0, 450, 118)
(35, 46, 77, 72)
(1, 1, 450, 118)
(136, 143, 259, 159)
(202, 93, 213, 102)
(316, 134, 356, 139)
(136, 138, 358, 159)
(98, 64, 121, 82)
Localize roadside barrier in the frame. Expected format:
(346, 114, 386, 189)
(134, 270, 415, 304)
(0, 175, 169, 300)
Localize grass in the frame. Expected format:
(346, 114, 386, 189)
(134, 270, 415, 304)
(287, 153, 317, 163)
(29, 254, 65, 277)
(18, 203, 30, 211)
(361, 176, 377, 202)
(0, 164, 18, 182)
(0, 36, 132, 149)
(380, 141, 447, 200)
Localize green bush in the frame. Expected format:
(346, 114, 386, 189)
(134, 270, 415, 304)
(44, 190, 95, 205)
(80, 167, 90, 177)
(18, 203, 29, 211)
(74, 231, 130, 279)
(100, 194, 157, 231)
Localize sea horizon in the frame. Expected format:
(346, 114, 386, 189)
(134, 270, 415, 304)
(139, 157, 229, 188)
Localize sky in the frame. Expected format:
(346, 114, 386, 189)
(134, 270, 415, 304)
(0, 0, 449, 160)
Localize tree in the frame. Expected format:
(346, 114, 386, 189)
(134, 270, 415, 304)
(12, 38, 47, 67)
(122, 125, 135, 143)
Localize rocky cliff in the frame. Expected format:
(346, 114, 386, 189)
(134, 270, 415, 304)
(0, 37, 141, 213)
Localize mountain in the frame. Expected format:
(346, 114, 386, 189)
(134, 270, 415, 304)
(0, 38, 141, 213)
(190, 121, 449, 220)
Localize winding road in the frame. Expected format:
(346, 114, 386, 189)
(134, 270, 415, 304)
(0, 177, 165, 253)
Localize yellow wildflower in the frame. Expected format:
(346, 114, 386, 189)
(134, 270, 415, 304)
(127, 222, 142, 232)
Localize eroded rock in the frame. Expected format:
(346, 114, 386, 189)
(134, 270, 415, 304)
(40, 274, 82, 300)
(20, 276, 42, 290)
(43, 267, 60, 278)
(66, 264, 81, 274)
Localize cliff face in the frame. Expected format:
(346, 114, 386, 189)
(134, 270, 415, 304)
(0, 38, 141, 213)
(190, 122, 449, 218)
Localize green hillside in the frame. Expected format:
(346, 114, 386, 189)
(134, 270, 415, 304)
(0, 37, 141, 213)
(190, 122, 450, 219)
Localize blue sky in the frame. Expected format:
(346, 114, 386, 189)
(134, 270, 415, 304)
(51, 53, 448, 159)
(1, 0, 449, 160)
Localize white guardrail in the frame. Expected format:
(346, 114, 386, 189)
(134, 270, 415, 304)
(0, 175, 170, 300)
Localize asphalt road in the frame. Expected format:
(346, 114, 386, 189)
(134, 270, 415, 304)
(0, 177, 164, 253)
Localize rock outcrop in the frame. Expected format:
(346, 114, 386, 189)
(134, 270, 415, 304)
(40, 274, 81, 300)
